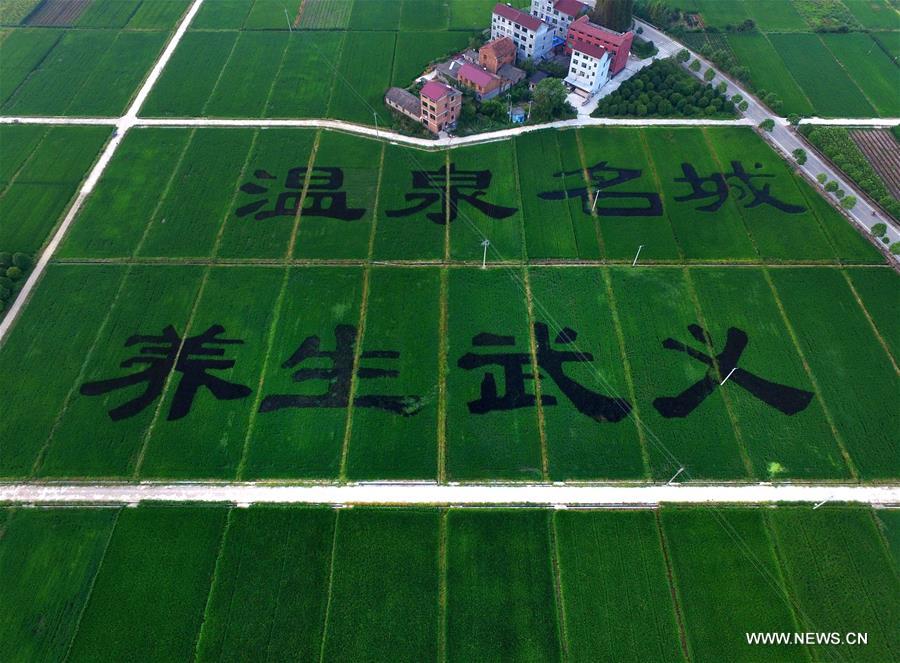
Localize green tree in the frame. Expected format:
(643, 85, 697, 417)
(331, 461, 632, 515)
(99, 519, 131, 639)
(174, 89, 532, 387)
(890, 242, 900, 255)
(676, 48, 690, 63)
(816, 173, 828, 184)
(841, 196, 857, 209)
(530, 78, 573, 123)
(759, 118, 775, 132)
(792, 148, 807, 165)
(787, 113, 801, 126)
(689, 59, 701, 72)
(825, 180, 839, 193)
(703, 67, 715, 82)
(871, 223, 887, 237)
(591, 0, 634, 32)
(6, 266, 22, 281)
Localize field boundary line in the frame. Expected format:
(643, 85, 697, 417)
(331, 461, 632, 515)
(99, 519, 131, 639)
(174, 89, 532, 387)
(639, 128, 688, 262)
(762, 270, 859, 480)
(29, 262, 132, 477)
(759, 510, 816, 658)
(815, 33, 881, 117)
(191, 506, 234, 660)
(549, 511, 570, 661)
(3, 482, 899, 505)
(653, 510, 692, 663)
(338, 141, 384, 480)
(317, 509, 341, 663)
(322, 31, 350, 120)
(260, 32, 294, 118)
(574, 130, 608, 259)
(198, 31, 243, 117)
(758, 31, 817, 114)
(681, 267, 756, 479)
(839, 270, 899, 373)
(437, 509, 448, 663)
(0, 124, 53, 203)
(522, 265, 551, 481)
(293, 0, 308, 28)
(61, 506, 122, 663)
(437, 268, 449, 483)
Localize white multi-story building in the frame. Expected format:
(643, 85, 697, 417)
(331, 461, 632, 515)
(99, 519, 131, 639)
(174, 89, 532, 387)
(491, 3, 556, 62)
(529, 0, 589, 38)
(564, 41, 611, 95)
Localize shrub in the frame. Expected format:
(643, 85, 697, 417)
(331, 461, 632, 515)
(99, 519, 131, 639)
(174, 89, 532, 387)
(676, 48, 690, 63)
(891, 242, 900, 255)
(871, 223, 887, 237)
(759, 118, 775, 132)
(11, 253, 30, 271)
(738, 100, 748, 111)
(716, 81, 727, 94)
(792, 148, 807, 165)
(816, 173, 828, 184)
(0, 253, 11, 268)
(6, 266, 22, 281)
(703, 67, 715, 81)
(825, 181, 839, 192)
(731, 93, 743, 103)
(689, 59, 701, 72)
(835, 189, 845, 199)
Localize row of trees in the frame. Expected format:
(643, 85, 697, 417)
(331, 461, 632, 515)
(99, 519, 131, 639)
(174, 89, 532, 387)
(590, 0, 634, 33)
(802, 126, 900, 221)
(0, 253, 31, 312)
(593, 58, 735, 119)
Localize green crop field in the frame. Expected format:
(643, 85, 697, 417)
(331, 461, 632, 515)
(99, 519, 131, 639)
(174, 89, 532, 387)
(2, 126, 897, 482)
(1, 505, 897, 661)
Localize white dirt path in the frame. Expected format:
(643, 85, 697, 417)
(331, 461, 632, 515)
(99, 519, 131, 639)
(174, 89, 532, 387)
(1, 481, 898, 506)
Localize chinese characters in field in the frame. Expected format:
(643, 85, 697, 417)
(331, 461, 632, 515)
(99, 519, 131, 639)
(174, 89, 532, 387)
(235, 160, 805, 223)
(82, 322, 813, 424)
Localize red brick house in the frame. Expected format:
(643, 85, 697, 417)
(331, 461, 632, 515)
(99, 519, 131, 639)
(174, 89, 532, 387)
(565, 15, 634, 76)
(419, 80, 461, 133)
(457, 62, 504, 101)
(479, 36, 516, 74)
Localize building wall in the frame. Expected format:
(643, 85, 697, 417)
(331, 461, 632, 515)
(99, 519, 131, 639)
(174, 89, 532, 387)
(529, 0, 580, 38)
(566, 20, 633, 75)
(490, 13, 555, 61)
(479, 46, 515, 74)
(421, 92, 461, 133)
(565, 49, 610, 94)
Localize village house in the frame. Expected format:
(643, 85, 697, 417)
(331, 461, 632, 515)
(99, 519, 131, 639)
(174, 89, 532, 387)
(490, 3, 556, 62)
(564, 40, 611, 95)
(384, 80, 461, 134)
(479, 36, 517, 74)
(458, 62, 505, 101)
(565, 15, 634, 76)
(529, 0, 590, 38)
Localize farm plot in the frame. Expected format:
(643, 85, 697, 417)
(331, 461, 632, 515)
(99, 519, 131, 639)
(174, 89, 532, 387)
(845, 266, 900, 360)
(555, 510, 683, 662)
(266, 31, 344, 118)
(765, 33, 876, 118)
(293, 130, 380, 260)
(447, 510, 561, 662)
(515, 130, 596, 260)
(323, 509, 441, 662)
(610, 267, 749, 481)
(843, 0, 900, 29)
(0, 0, 40, 24)
(241, 267, 364, 479)
(0, 508, 118, 662)
(65, 506, 227, 662)
(328, 31, 396, 125)
(445, 268, 544, 481)
(820, 32, 900, 117)
(22, 0, 91, 26)
(527, 267, 646, 481)
(349, 0, 401, 30)
(345, 267, 442, 480)
(400, 0, 449, 30)
(242, 0, 300, 29)
(0, 29, 61, 103)
(769, 268, 899, 480)
(643, 127, 757, 261)
(688, 267, 849, 479)
(448, 0, 497, 29)
(851, 129, 900, 199)
(449, 139, 525, 262)
(75, 0, 143, 28)
(742, 0, 809, 30)
(126, 0, 190, 28)
(725, 33, 814, 116)
(194, 506, 335, 661)
(190, 0, 253, 29)
(373, 144, 447, 260)
(705, 127, 841, 261)
(1, 506, 898, 660)
(392, 30, 474, 86)
(1, 28, 166, 116)
(579, 128, 680, 261)
(0, 124, 108, 254)
(662, 507, 809, 662)
(769, 507, 900, 661)
(297, 0, 353, 29)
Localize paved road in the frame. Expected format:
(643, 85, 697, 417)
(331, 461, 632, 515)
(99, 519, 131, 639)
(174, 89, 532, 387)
(1, 481, 898, 506)
(637, 18, 900, 252)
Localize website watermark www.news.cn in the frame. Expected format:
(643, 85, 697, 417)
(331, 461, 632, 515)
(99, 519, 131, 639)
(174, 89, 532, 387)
(746, 632, 868, 646)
